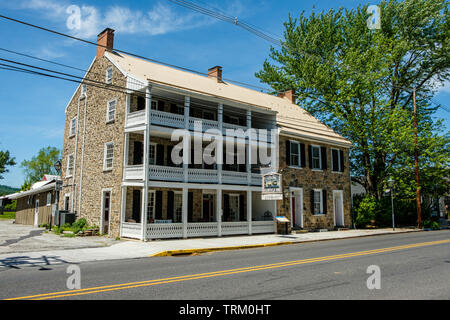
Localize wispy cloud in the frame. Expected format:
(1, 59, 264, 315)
(16, 0, 240, 39)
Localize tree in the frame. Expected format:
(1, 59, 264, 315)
(0, 149, 16, 180)
(256, 0, 449, 199)
(20, 146, 61, 190)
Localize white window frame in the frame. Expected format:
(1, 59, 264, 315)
(69, 116, 77, 137)
(66, 153, 74, 178)
(228, 194, 240, 222)
(311, 145, 322, 170)
(46, 192, 52, 206)
(103, 142, 114, 171)
(289, 140, 301, 168)
(105, 66, 113, 84)
(81, 83, 87, 96)
(106, 99, 116, 123)
(173, 191, 183, 223)
(331, 148, 342, 173)
(149, 143, 157, 165)
(313, 189, 323, 215)
(147, 190, 156, 220)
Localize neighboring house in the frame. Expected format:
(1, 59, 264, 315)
(60, 28, 352, 240)
(2, 176, 60, 226)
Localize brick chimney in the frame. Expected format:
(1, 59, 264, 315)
(277, 89, 296, 104)
(208, 66, 223, 82)
(97, 28, 115, 58)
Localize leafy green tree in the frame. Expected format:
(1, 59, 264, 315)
(0, 149, 16, 180)
(256, 0, 449, 200)
(20, 146, 61, 190)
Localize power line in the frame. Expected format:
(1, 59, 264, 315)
(0, 13, 273, 93)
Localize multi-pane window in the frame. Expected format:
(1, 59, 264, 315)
(104, 142, 114, 170)
(311, 145, 322, 169)
(147, 191, 155, 221)
(174, 193, 182, 222)
(107, 99, 116, 122)
(229, 195, 239, 222)
(66, 154, 74, 177)
(290, 141, 300, 167)
(149, 144, 156, 165)
(70, 117, 77, 136)
(313, 190, 323, 214)
(46, 192, 52, 206)
(106, 67, 113, 84)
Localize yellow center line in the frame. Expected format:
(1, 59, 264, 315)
(6, 238, 450, 300)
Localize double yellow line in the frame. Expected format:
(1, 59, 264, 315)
(6, 238, 450, 300)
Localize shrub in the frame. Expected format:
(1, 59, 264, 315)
(4, 200, 16, 211)
(353, 195, 377, 228)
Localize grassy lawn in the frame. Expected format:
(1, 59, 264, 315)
(0, 211, 16, 220)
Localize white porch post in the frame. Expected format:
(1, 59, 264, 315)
(247, 110, 252, 185)
(182, 187, 188, 238)
(217, 188, 222, 237)
(120, 185, 126, 238)
(141, 83, 151, 241)
(247, 190, 252, 235)
(184, 96, 190, 183)
(218, 103, 223, 184)
(123, 133, 129, 167)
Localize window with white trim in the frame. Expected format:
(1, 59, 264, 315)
(147, 191, 155, 221)
(290, 141, 301, 167)
(66, 153, 74, 177)
(103, 142, 114, 170)
(69, 117, 77, 137)
(46, 192, 52, 206)
(313, 189, 323, 215)
(106, 99, 116, 122)
(311, 145, 322, 170)
(149, 143, 156, 165)
(331, 148, 342, 172)
(174, 192, 182, 222)
(106, 67, 113, 84)
(81, 84, 87, 96)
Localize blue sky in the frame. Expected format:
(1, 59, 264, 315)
(0, 0, 449, 188)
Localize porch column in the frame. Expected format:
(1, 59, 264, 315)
(184, 96, 190, 182)
(247, 190, 252, 235)
(217, 188, 222, 237)
(182, 187, 188, 238)
(218, 103, 223, 184)
(120, 185, 126, 238)
(246, 110, 252, 185)
(141, 83, 152, 241)
(123, 133, 129, 167)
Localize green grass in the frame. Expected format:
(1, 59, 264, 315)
(0, 211, 16, 220)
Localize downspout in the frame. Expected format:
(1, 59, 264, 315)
(72, 96, 81, 213)
(78, 93, 88, 217)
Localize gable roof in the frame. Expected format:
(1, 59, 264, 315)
(104, 52, 352, 147)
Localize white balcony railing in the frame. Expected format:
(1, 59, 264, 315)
(126, 110, 271, 142)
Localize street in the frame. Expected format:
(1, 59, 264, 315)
(1, 230, 449, 300)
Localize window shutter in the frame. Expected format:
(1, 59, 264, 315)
(223, 194, 229, 221)
(332, 149, 338, 172)
(300, 143, 306, 168)
(321, 147, 327, 170)
(339, 150, 345, 172)
(155, 191, 162, 219)
(310, 189, 315, 214)
(167, 191, 174, 220)
(285, 141, 291, 166)
(239, 194, 245, 221)
(308, 145, 313, 169)
(322, 190, 327, 214)
(188, 192, 193, 222)
(156, 144, 164, 166)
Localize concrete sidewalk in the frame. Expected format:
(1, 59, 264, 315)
(0, 228, 420, 269)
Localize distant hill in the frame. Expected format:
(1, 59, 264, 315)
(0, 185, 19, 196)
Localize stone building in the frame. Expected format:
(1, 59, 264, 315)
(60, 28, 352, 240)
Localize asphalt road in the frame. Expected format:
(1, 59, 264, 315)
(0, 230, 449, 300)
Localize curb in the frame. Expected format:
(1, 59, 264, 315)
(150, 229, 424, 257)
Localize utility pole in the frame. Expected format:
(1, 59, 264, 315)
(413, 88, 422, 228)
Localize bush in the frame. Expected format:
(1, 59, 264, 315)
(4, 200, 16, 211)
(423, 220, 440, 230)
(353, 195, 377, 228)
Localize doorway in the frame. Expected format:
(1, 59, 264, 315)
(34, 199, 39, 226)
(101, 190, 111, 235)
(202, 193, 215, 222)
(290, 188, 303, 228)
(333, 190, 344, 227)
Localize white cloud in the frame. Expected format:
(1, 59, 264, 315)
(438, 80, 450, 94)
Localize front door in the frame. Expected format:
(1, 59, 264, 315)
(291, 189, 303, 228)
(34, 199, 39, 226)
(202, 194, 215, 222)
(102, 191, 111, 234)
(333, 191, 344, 227)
